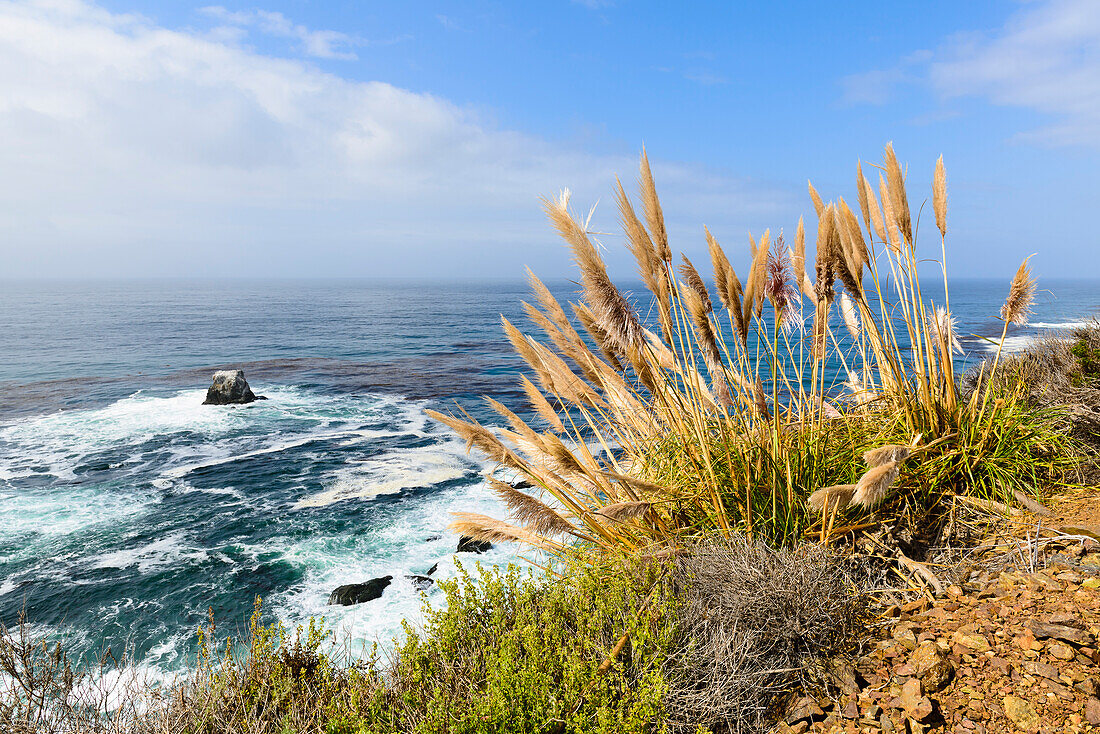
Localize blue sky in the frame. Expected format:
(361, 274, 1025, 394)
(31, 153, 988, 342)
(1, 0, 1098, 279)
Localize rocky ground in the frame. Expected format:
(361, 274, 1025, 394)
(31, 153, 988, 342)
(776, 493, 1100, 734)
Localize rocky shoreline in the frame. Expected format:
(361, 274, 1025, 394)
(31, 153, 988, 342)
(778, 538, 1100, 733)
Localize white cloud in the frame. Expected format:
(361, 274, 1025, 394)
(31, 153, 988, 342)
(842, 0, 1100, 147)
(198, 5, 360, 60)
(929, 0, 1100, 146)
(0, 0, 788, 278)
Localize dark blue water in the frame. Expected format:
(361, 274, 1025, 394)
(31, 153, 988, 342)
(0, 277, 1097, 675)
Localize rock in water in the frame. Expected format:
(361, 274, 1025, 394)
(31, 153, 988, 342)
(203, 370, 262, 405)
(405, 574, 433, 591)
(457, 536, 492, 554)
(328, 576, 393, 606)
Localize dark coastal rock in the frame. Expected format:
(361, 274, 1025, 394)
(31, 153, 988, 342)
(425, 534, 443, 542)
(457, 536, 492, 554)
(203, 370, 264, 405)
(405, 574, 433, 591)
(328, 576, 392, 606)
(425, 563, 439, 576)
(510, 478, 533, 489)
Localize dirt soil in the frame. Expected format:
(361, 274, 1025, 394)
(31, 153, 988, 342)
(775, 490, 1100, 734)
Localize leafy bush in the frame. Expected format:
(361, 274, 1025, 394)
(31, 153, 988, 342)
(340, 558, 676, 734)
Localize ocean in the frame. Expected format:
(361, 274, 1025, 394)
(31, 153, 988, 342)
(0, 277, 1097, 676)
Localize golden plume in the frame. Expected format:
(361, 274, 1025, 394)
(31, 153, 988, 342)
(933, 155, 947, 239)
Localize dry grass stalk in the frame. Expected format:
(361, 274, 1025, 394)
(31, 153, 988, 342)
(856, 160, 872, 234)
(862, 443, 912, 467)
(851, 460, 901, 508)
(1001, 257, 1037, 326)
(449, 512, 558, 549)
(486, 477, 579, 537)
(679, 255, 712, 313)
(545, 190, 645, 355)
(840, 292, 861, 340)
(884, 142, 912, 245)
(934, 155, 947, 238)
(572, 302, 625, 371)
(807, 179, 824, 217)
(807, 483, 855, 512)
(878, 174, 902, 254)
(640, 150, 671, 262)
(596, 501, 653, 522)
(519, 374, 566, 432)
(861, 172, 887, 244)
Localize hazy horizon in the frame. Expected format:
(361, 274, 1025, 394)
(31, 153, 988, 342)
(1, 0, 1099, 280)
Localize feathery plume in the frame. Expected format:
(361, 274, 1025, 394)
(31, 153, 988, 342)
(426, 409, 525, 471)
(519, 374, 566, 433)
(851, 460, 901, 508)
(862, 444, 912, 467)
(878, 174, 902, 254)
(679, 281, 732, 406)
(862, 172, 887, 244)
(572, 302, 624, 371)
(679, 255, 712, 312)
(844, 370, 873, 406)
(814, 206, 837, 304)
(1000, 257, 1036, 326)
(640, 150, 671, 262)
(883, 142, 912, 245)
(448, 512, 554, 549)
(807, 484, 855, 513)
(933, 155, 947, 239)
(793, 216, 816, 300)
(839, 198, 868, 270)
(487, 477, 577, 537)
(931, 305, 963, 355)
(705, 227, 732, 307)
(544, 190, 644, 354)
(596, 501, 653, 522)
(751, 229, 771, 318)
(856, 161, 872, 235)
(832, 206, 862, 296)
(807, 180, 824, 217)
(840, 292, 861, 340)
(616, 179, 666, 308)
(764, 242, 800, 333)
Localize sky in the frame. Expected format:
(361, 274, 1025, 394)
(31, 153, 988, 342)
(0, 0, 1098, 280)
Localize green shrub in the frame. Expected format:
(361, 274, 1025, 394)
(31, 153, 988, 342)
(339, 558, 676, 734)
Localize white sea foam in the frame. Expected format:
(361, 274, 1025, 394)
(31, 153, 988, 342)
(294, 444, 471, 508)
(91, 533, 210, 573)
(981, 335, 1039, 354)
(1032, 320, 1090, 329)
(270, 470, 525, 651)
(0, 485, 152, 541)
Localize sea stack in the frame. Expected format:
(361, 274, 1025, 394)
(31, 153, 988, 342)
(202, 370, 262, 405)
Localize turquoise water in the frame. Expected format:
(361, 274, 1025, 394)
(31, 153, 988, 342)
(0, 277, 1097, 674)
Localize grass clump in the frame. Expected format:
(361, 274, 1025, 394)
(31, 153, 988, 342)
(429, 145, 1083, 560)
(665, 537, 869, 733)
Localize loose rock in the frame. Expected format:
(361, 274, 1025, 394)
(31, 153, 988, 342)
(457, 536, 492, 554)
(328, 576, 392, 605)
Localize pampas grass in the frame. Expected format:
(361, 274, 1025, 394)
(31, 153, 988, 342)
(1001, 257, 1037, 327)
(430, 145, 1079, 557)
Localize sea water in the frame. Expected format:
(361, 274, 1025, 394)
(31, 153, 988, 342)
(0, 277, 1097, 675)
